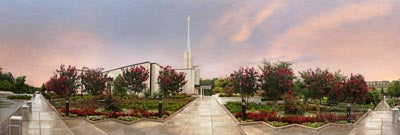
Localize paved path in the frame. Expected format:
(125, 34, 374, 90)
(22, 94, 74, 135)
(64, 96, 243, 135)
(349, 99, 400, 135)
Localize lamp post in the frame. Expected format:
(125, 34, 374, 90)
(346, 103, 351, 123)
(158, 95, 163, 118)
(65, 97, 70, 116)
(240, 83, 246, 121)
(47, 91, 51, 102)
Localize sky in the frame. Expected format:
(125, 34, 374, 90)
(0, 0, 400, 86)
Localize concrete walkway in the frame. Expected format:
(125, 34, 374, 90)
(349, 99, 400, 135)
(64, 96, 243, 135)
(22, 94, 73, 135)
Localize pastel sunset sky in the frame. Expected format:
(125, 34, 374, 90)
(1, 0, 399, 86)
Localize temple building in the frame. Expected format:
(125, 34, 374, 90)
(103, 16, 200, 96)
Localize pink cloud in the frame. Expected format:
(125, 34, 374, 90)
(0, 28, 107, 86)
(254, 0, 400, 81)
(230, 0, 286, 42)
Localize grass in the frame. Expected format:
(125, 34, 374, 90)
(7, 95, 32, 99)
(303, 122, 326, 128)
(225, 102, 276, 113)
(267, 121, 289, 127)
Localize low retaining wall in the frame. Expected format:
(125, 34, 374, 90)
(0, 101, 22, 135)
(214, 95, 262, 105)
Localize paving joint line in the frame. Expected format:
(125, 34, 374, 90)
(210, 97, 214, 135)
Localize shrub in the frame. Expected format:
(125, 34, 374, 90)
(219, 93, 240, 97)
(386, 99, 399, 107)
(234, 111, 278, 121)
(104, 96, 121, 112)
(7, 95, 32, 99)
(144, 89, 151, 98)
(60, 107, 101, 116)
(232, 110, 358, 124)
(225, 102, 275, 113)
(283, 90, 302, 114)
(365, 90, 381, 105)
(139, 110, 157, 118)
(388, 81, 400, 98)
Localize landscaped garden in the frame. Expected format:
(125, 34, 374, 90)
(386, 81, 400, 107)
(50, 94, 194, 121)
(43, 65, 195, 123)
(213, 61, 381, 128)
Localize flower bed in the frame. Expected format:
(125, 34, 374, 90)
(225, 101, 367, 127)
(87, 115, 107, 121)
(117, 116, 139, 122)
(52, 96, 195, 122)
(234, 111, 357, 124)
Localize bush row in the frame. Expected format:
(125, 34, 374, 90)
(234, 111, 358, 124)
(7, 95, 32, 99)
(60, 107, 170, 118)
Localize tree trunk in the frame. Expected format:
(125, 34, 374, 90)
(273, 99, 278, 112)
(316, 99, 321, 116)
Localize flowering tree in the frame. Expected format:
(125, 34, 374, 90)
(80, 67, 112, 95)
(342, 74, 369, 104)
(299, 68, 338, 115)
(327, 71, 346, 105)
(259, 61, 295, 104)
(158, 66, 187, 97)
(45, 65, 79, 98)
(229, 67, 259, 103)
(121, 66, 149, 96)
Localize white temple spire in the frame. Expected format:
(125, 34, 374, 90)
(187, 16, 191, 51)
(184, 16, 193, 69)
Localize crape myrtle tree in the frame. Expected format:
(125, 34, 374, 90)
(80, 67, 112, 95)
(113, 75, 128, 98)
(326, 71, 346, 105)
(299, 68, 338, 116)
(229, 67, 259, 104)
(259, 61, 295, 105)
(342, 74, 369, 106)
(45, 65, 79, 98)
(121, 66, 149, 97)
(158, 66, 187, 98)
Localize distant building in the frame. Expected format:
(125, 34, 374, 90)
(366, 81, 390, 92)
